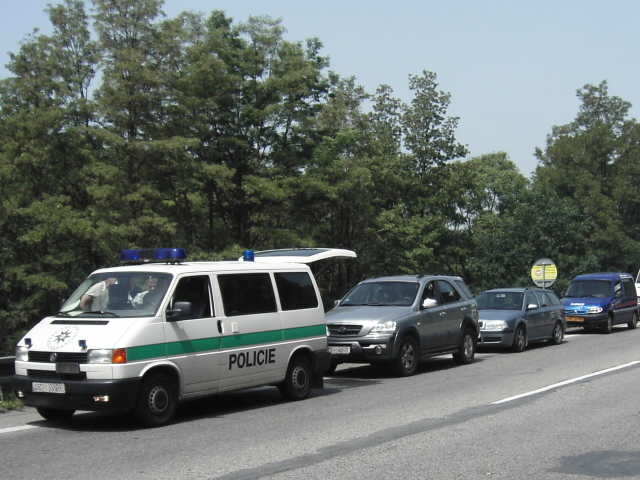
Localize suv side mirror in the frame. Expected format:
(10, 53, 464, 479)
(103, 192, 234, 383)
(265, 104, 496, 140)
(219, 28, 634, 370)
(422, 298, 438, 309)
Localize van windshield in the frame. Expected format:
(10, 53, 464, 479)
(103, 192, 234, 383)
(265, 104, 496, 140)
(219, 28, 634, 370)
(59, 272, 173, 317)
(565, 280, 612, 298)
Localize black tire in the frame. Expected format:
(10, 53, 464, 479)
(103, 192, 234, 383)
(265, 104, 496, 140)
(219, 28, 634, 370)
(36, 407, 75, 421)
(628, 311, 638, 330)
(392, 336, 419, 377)
(134, 372, 178, 428)
(278, 355, 313, 401)
(602, 316, 613, 334)
(511, 325, 526, 352)
(453, 328, 476, 365)
(550, 321, 564, 345)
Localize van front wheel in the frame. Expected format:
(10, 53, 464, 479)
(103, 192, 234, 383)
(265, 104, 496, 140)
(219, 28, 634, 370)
(628, 311, 638, 330)
(278, 355, 313, 401)
(134, 372, 178, 428)
(36, 407, 75, 421)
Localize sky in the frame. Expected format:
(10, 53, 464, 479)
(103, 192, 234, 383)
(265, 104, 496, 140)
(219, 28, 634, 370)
(1, 0, 639, 176)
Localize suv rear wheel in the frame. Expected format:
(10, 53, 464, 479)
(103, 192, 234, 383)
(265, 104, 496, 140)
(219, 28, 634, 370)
(392, 336, 418, 377)
(453, 328, 476, 365)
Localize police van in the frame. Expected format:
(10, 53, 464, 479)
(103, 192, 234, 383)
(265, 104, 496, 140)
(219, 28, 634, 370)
(12, 247, 356, 427)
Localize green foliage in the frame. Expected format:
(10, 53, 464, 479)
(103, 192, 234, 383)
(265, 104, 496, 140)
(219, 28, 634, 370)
(1, 1, 640, 355)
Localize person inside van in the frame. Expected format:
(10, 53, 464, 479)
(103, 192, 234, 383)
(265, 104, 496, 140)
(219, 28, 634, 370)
(132, 276, 159, 307)
(80, 277, 117, 311)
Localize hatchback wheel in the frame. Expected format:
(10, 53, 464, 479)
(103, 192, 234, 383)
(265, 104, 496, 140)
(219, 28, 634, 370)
(453, 328, 476, 365)
(511, 325, 526, 352)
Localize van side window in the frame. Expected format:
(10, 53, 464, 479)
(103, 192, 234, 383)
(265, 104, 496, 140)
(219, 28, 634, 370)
(622, 278, 636, 297)
(218, 273, 277, 316)
(171, 275, 213, 319)
(274, 272, 319, 310)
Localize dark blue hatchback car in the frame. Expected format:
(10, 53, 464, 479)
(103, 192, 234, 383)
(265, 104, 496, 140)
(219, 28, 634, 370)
(562, 272, 639, 334)
(477, 287, 566, 352)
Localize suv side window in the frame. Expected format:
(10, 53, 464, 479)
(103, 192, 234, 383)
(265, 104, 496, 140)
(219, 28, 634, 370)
(274, 272, 319, 311)
(422, 281, 439, 305)
(435, 280, 461, 305)
(219, 273, 277, 316)
(171, 275, 213, 319)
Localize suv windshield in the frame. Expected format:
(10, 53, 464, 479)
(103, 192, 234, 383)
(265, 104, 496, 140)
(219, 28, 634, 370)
(59, 272, 173, 317)
(340, 281, 419, 306)
(565, 280, 612, 298)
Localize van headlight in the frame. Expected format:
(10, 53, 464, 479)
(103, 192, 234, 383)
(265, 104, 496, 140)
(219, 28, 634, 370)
(369, 321, 397, 334)
(481, 320, 509, 331)
(588, 306, 603, 314)
(15, 346, 29, 362)
(88, 348, 127, 364)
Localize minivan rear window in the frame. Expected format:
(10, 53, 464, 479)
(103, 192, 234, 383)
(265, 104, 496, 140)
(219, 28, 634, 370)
(274, 272, 318, 311)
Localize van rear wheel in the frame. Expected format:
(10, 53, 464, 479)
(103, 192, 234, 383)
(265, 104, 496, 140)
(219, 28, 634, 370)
(278, 355, 313, 401)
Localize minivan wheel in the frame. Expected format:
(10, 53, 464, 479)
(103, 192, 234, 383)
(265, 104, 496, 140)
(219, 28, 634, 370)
(511, 325, 526, 352)
(602, 316, 613, 334)
(453, 328, 476, 365)
(628, 311, 638, 330)
(392, 336, 418, 377)
(550, 321, 564, 345)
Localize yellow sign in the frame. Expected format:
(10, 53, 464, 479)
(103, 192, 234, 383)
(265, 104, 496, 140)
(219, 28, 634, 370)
(531, 258, 557, 287)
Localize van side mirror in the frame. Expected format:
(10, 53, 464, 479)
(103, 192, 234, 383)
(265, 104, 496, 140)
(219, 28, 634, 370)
(422, 298, 438, 309)
(167, 301, 192, 320)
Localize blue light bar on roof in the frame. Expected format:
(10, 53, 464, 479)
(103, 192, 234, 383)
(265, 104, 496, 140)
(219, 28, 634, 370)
(120, 248, 187, 264)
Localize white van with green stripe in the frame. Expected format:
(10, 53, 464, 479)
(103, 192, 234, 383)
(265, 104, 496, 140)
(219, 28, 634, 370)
(12, 247, 355, 427)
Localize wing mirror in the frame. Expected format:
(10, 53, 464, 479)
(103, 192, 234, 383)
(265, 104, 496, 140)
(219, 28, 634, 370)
(422, 298, 438, 309)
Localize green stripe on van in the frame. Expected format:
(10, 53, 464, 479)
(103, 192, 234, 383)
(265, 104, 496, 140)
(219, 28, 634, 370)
(283, 324, 325, 340)
(125, 323, 325, 362)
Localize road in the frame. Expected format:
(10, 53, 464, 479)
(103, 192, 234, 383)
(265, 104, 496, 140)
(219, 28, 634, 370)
(2, 326, 640, 480)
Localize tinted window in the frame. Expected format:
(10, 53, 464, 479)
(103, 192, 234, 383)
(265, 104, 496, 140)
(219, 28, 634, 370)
(218, 273, 277, 316)
(536, 291, 551, 307)
(622, 278, 636, 297)
(171, 275, 213, 319)
(436, 280, 462, 305)
(545, 291, 562, 306)
(274, 272, 318, 311)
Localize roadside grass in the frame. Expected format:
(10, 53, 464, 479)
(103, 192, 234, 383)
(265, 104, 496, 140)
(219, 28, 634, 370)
(0, 386, 23, 412)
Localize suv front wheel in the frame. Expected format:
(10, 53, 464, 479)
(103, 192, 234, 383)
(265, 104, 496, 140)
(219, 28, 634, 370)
(392, 336, 419, 377)
(453, 328, 476, 365)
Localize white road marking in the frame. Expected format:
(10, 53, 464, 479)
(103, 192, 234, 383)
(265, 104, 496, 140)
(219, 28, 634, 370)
(0, 425, 37, 434)
(492, 360, 640, 404)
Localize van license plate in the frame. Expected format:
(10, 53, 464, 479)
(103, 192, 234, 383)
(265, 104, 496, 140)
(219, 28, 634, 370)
(32, 382, 65, 394)
(567, 316, 583, 322)
(328, 346, 350, 355)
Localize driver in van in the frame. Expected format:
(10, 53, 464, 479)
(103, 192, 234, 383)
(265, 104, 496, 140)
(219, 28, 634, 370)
(132, 276, 159, 307)
(80, 277, 117, 311)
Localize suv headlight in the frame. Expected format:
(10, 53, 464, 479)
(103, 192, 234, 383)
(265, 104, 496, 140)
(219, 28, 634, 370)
(369, 321, 397, 334)
(587, 306, 603, 314)
(481, 320, 509, 331)
(15, 346, 29, 362)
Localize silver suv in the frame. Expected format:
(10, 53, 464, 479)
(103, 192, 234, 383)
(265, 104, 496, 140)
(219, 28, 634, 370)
(325, 275, 479, 376)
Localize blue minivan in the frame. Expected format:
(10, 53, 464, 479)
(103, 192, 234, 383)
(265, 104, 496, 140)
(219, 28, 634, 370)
(562, 272, 639, 333)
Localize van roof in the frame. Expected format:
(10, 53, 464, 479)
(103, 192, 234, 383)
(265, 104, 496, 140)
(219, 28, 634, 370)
(572, 272, 633, 281)
(92, 260, 311, 276)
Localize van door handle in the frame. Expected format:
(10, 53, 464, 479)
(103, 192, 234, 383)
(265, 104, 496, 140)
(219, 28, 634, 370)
(217, 320, 224, 334)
